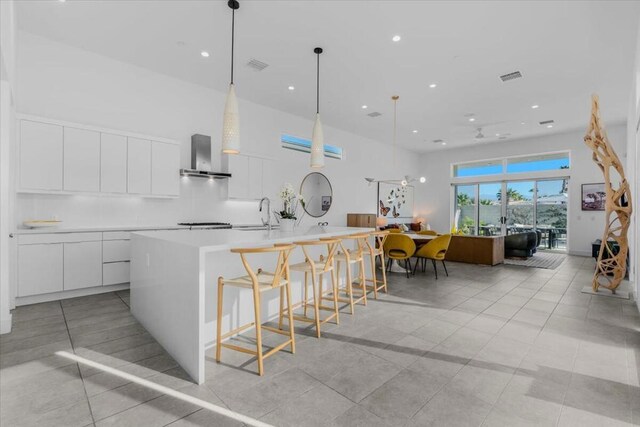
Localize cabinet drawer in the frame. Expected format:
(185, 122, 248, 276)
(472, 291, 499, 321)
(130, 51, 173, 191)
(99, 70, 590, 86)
(18, 243, 63, 297)
(103, 240, 130, 263)
(103, 262, 130, 286)
(103, 231, 131, 241)
(18, 232, 102, 245)
(64, 241, 103, 290)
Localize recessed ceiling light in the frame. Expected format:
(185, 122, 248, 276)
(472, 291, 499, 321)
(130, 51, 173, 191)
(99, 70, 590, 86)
(419, 177, 427, 183)
(469, 118, 476, 122)
(531, 105, 539, 109)
(58, 0, 66, 2)
(361, 105, 368, 109)
(547, 124, 553, 128)
(288, 86, 295, 91)
(429, 83, 437, 88)
(495, 133, 500, 136)
(392, 35, 401, 42)
(441, 142, 447, 146)
(412, 130, 418, 134)
(521, 122, 526, 125)
(200, 51, 210, 58)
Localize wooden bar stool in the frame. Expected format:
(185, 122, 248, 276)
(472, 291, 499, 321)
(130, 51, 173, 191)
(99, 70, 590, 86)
(216, 244, 296, 376)
(362, 230, 389, 299)
(326, 234, 369, 314)
(281, 239, 340, 338)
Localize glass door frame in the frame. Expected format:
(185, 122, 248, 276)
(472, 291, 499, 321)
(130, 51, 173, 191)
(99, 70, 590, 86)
(452, 177, 569, 250)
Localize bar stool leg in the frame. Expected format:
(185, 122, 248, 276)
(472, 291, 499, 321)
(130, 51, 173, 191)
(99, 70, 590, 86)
(310, 271, 321, 338)
(359, 258, 367, 306)
(216, 277, 224, 363)
(303, 272, 309, 318)
(284, 277, 296, 353)
(345, 261, 355, 315)
(252, 286, 264, 376)
(278, 286, 284, 330)
(371, 252, 379, 299)
(331, 269, 340, 325)
(379, 253, 388, 293)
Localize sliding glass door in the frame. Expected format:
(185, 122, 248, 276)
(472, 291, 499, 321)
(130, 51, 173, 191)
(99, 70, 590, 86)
(535, 179, 568, 250)
(453, 178, 568, 251)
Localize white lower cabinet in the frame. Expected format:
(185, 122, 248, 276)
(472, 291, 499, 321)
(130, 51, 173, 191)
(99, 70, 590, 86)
(63, 241, 103, 290)
(103, 262, 130, 286)
(17, 244, 63, 297)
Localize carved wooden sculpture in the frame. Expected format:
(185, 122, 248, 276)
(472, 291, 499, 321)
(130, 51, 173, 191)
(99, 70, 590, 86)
(584, 95, 632, 293)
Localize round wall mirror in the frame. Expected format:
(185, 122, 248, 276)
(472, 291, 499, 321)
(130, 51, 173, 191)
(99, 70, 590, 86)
(300, 172, 333, 217)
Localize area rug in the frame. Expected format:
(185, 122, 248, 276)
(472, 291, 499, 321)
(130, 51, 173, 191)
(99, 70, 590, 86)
(504, 251, 567, 269)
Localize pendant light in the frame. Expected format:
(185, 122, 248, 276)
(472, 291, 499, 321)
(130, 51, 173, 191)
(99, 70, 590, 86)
(392, 95, 399, 166)
(222, 0, 240, 154)
(310, 47, 324, 168)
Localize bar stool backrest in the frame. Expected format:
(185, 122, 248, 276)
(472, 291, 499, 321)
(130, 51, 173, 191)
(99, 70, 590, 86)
(367, 230, 390, 253)
(330, 233, 369, 262)
(230, 244, 296, 289)
(292, 239, 340, 273)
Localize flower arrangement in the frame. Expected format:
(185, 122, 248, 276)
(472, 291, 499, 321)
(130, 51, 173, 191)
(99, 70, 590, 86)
(275, 183, 305, 222)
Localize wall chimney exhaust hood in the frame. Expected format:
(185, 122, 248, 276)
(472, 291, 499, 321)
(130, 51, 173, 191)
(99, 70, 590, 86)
(180, 134, 232, 179)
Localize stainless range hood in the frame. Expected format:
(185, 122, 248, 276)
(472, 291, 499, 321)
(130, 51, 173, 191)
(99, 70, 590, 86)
(180, 134, 232, 179)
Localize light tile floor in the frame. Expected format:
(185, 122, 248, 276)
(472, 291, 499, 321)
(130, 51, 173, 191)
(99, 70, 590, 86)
(1, 256, 639, 426)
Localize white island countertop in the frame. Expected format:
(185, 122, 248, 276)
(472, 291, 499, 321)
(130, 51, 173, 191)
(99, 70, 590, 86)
(130, 225, 375, 384)
(134, 225, 374, 252)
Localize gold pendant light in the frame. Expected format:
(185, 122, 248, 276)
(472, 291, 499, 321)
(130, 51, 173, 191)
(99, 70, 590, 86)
(392, 95, 399, 166)
(310, 47, 325, 168)
(222, 0, 240, 154)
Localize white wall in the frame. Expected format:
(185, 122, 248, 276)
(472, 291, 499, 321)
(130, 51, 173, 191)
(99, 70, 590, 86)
(0, 0, 17, 334)
(627, 15, 640, 306)
(414, 124, 627, 257)
(15, 32, 422, 229)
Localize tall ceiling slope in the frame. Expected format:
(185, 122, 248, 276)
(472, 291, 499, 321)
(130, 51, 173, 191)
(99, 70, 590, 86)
(16, 0, 640, 151)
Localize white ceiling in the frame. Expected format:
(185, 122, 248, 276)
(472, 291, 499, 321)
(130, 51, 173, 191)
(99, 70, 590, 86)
(16, 0, 640, 152)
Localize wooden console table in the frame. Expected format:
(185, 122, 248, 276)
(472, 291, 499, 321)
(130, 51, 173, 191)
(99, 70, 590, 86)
(445, 235, 504, 266)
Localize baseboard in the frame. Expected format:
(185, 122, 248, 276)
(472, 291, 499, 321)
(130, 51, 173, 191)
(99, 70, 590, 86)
(0, 313, 12, 335)
(568, 250, 591, 257)
(15, 284, 129, 306)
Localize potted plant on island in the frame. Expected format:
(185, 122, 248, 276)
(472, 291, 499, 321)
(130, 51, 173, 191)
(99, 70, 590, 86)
(275, 183, 305, 232)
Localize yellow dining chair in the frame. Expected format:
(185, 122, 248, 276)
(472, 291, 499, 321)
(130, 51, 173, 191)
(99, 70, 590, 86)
(413, 234, 452, 279)
(417, 230, 438, 236)
(387, 228, 403, 234)
(383, 234, 416, 278)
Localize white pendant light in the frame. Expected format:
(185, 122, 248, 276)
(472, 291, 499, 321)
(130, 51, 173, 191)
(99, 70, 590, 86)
(222, 0, 240, 155)
(310, 47, 324, 168)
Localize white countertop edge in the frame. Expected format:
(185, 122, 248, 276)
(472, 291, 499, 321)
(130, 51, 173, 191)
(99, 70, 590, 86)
(13, 225, 188, 235)
(132, 226, 375, 252)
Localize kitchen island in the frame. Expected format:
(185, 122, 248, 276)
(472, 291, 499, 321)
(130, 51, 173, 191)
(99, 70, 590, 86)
(130, 226, 372, 384)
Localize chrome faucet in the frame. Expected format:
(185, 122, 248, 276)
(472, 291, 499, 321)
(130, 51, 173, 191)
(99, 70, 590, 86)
(259, 197, 271, 230)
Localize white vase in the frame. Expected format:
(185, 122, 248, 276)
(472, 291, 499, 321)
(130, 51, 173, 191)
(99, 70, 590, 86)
(280, 218, 295, 232)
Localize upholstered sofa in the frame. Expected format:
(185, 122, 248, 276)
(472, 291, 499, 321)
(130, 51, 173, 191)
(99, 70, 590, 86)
(504, 231, 540, 258)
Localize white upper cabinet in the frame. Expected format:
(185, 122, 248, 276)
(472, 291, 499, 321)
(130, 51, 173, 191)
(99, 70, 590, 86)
(227, 154, 273, 200)
(227, 154, 249, 199)
(247, 156, 264, 200)
(100, 133, 127, 193)
(20, 120, 63, 191)
(151, 141, 180, 196)
(18, 116, 180, 197)
(64, 127, 100, 192)
(127, 137, 151, 195)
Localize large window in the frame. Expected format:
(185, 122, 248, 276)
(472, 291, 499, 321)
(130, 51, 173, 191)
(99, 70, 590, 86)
(453, 152, 570, 178)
